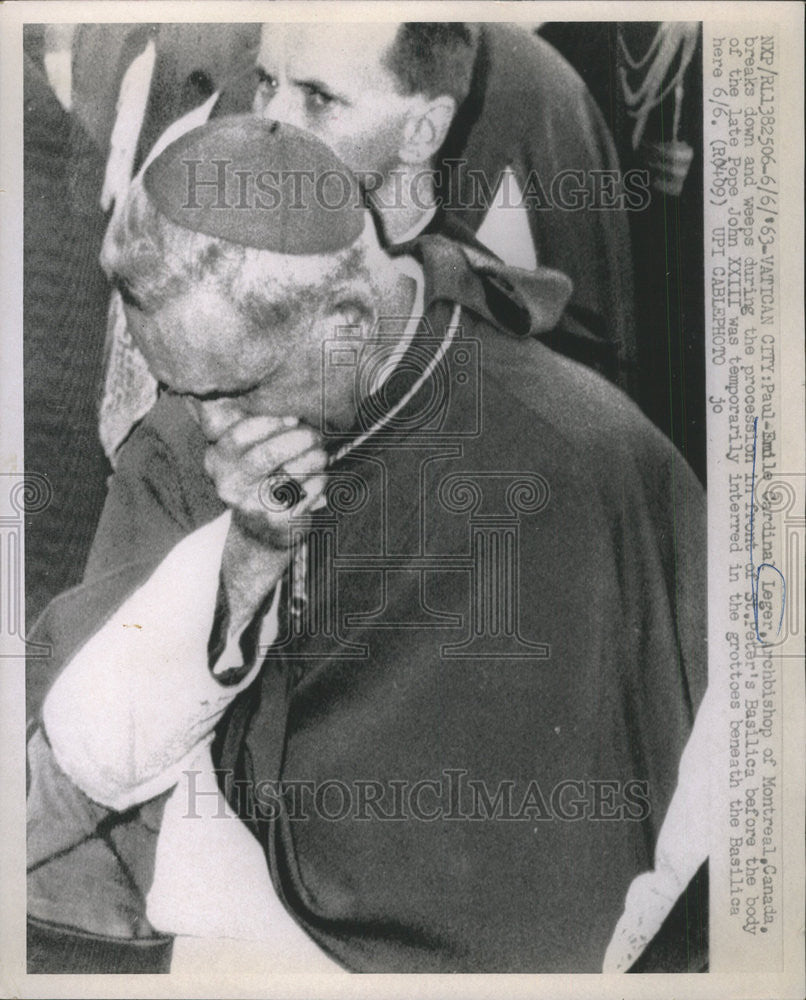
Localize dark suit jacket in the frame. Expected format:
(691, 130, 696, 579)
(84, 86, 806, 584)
(435, 24, 636, 366)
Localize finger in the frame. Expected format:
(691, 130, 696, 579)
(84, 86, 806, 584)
(273, 446, 329, 480)
(258, 473, 329, 521)
(256, 449, 327, 513)
(216, 414, 299, 455)
(258, 463, 328, 515)
(206, 427, 321, 483)
(229, 429, 324, 481)
(210, 445, 327, 514)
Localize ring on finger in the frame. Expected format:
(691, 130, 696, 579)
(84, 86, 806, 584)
(260, 470, 307, 512)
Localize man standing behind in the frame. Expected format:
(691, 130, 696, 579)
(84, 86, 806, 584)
(251, 22, 636, 366)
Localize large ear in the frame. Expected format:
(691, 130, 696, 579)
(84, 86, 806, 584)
(323, 210, 397, 336)
(398, 95, 457, 165)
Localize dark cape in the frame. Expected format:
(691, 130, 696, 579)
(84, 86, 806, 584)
(27, 238, 705, 973)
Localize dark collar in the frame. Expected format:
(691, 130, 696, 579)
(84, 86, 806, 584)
(391, 231, 572, 339)
(435, 25, 492, 180)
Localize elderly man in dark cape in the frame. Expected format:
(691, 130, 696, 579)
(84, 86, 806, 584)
(27, 116, 707, 974)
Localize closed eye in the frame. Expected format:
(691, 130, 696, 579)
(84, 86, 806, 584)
(113, 275, 144, 312)
(166, 380, 263, 403)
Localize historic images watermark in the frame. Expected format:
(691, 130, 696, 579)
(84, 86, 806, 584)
(181, 158, 652, 214)
(0, 473, 52, 659)
(181, 770, 653, 823)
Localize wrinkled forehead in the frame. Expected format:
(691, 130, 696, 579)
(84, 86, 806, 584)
(257, 22, 403, 80)
(234, 240, 369, 296)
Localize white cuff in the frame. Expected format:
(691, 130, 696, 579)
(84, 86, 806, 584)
(43, 511, 276, 811)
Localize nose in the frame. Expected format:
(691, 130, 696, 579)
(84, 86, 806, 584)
(256, 84, 301, 130)
(192, 397, 244, 442)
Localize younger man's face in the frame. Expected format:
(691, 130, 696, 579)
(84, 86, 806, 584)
(252, 23, 413, 179)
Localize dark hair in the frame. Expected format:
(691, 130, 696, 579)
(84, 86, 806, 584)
(384, 23, 479, 105)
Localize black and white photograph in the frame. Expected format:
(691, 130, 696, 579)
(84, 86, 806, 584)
(1, 2, 803, 995)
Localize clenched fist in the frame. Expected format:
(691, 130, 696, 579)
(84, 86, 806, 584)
(204, 415, 328, 546)
(202, 414, 329, 632)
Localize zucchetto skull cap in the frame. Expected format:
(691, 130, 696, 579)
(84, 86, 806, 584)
(143, 115, 366, 253)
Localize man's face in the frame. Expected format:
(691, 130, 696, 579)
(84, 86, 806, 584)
(121, 283, 358, 443)
(252, 23, 414, 178)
